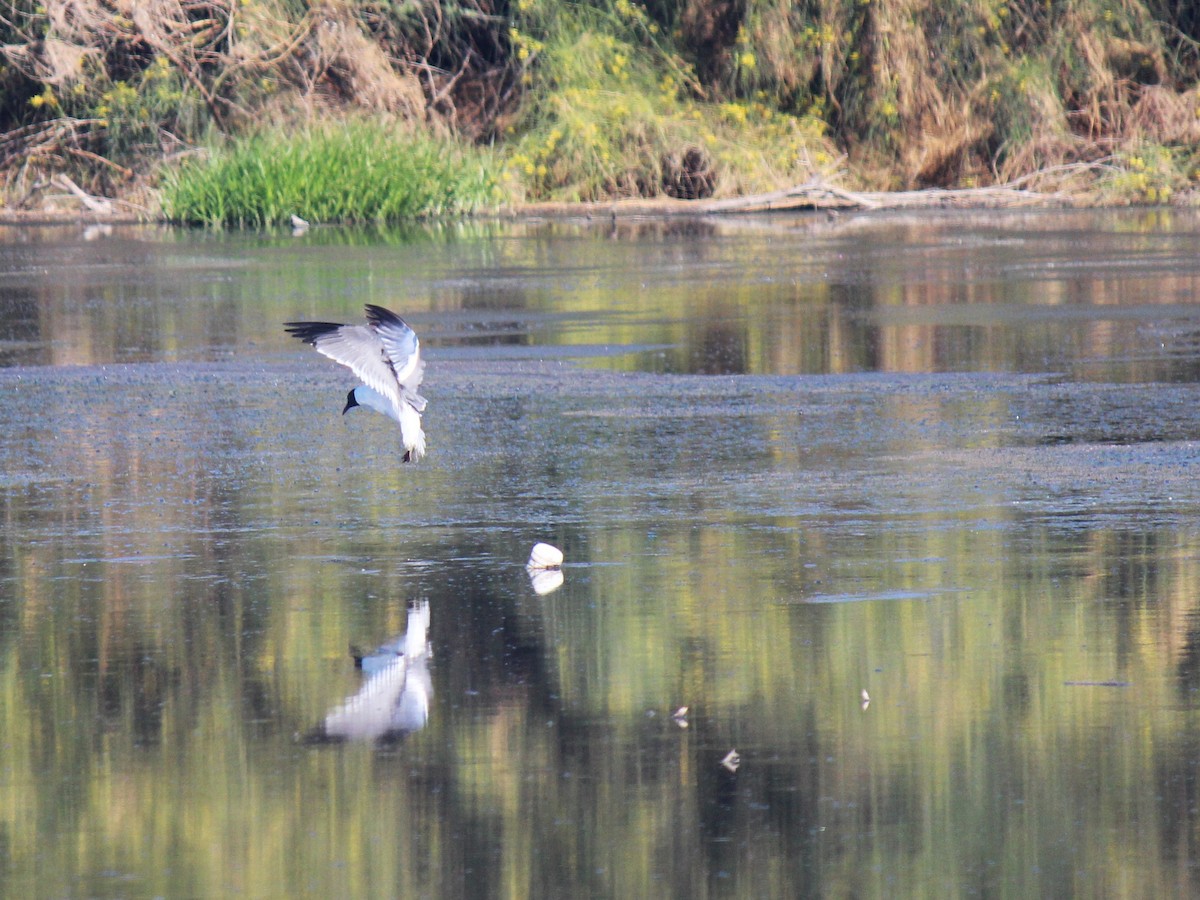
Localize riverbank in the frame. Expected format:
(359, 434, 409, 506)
(4, 2, 1200, 225)
(7, 177, 1199, 229)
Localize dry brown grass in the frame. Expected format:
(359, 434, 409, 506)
(6, 0, 1200, 208)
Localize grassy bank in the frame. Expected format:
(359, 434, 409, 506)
(3, 1, 1200, 222)
(161, 123, 502, 227)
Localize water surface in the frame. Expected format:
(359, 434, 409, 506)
(4, 209, 1200, 896)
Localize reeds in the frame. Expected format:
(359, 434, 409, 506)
(162, 122, 502, 227)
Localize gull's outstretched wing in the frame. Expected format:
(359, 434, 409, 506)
(283, 319, 403, 416)
(364, 304, 424, 392)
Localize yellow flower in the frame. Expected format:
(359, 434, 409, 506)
(739, 51, 756, 70)
(30, 88, 57, 109)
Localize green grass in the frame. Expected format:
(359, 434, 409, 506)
(161, 121, 503, 227)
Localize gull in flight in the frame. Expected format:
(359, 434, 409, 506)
(285, 304, 428, 461)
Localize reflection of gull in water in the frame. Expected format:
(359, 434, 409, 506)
(310, 601, 431, 744)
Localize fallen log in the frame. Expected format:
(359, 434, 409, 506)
(506, 175, 1075, 219)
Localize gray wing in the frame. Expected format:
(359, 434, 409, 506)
(285, 319, 403, 416)
(365, 305, 424, 392)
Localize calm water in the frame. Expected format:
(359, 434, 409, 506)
(4, 209, 1200, 897)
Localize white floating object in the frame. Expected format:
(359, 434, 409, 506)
(527, 542, 563, 570)
(861, 688, 871, 712)
(721, 749, 741, 772)
(672, 706, 689, 729)
(527, 568, 564, 596)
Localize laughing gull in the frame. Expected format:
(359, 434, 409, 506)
(284, 304, 428, 461)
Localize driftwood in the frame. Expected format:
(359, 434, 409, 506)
(51, 174, 114, 214)
(508, 185, 1065, 219)
(507, 164, 1135, 219)
(693, 179, 1069, 212)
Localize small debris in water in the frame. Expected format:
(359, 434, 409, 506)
(721, 749, 740, 772)
(1063, 680, 1132, 687)
(860, 689, 870, 711)
(672, 706, 689, 728)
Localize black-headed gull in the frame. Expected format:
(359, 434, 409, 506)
(285, 304, 428, 461)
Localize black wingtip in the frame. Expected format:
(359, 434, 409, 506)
(364, 304, 409, 330)
(284, 320, 342, 345)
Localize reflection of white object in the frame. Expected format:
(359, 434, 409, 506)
(322, 601, 431, 742)
(284, 305, 427, 462)
(721, 749, 741, 772)
(527, 542, 563, 569)
(860, 688, 870, 711)
(527, 568, 564, 595)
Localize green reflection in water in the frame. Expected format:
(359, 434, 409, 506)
(6, 209, 1200, 382)
(3, 213, 1200, 896)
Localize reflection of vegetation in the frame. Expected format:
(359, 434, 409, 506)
(11, 212, 1200, 381)
(8, 218, 1200, 893)
(5, 321, 1200, 893)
